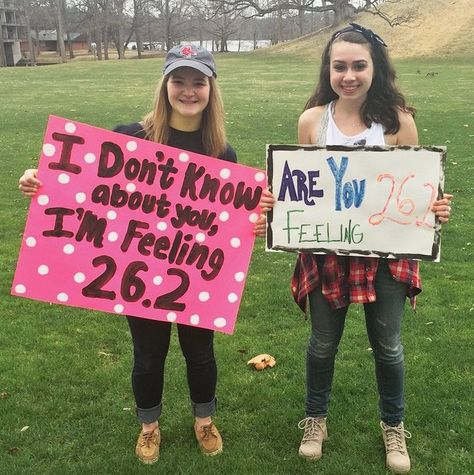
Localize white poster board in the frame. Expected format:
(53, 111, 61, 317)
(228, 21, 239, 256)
(267, 145, 446, 261)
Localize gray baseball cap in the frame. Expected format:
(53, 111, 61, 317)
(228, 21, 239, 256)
(163, 44, 217, 78)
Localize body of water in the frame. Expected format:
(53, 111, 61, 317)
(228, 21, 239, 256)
(127, 40, 271, 52)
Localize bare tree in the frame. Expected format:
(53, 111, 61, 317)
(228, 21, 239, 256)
(89, 1, 104, 59)
(59, 0, 76, 59)
(99, 0, 110, 59)
(270, 6, 284, 44)
(115, 0, 155, 56)
(72, 0, 112, 60)
(27, 0, 55, 57)
(22, 0, 37, 64)
(158, 0, 193, 51)
(109, 0, 127, 58)
(133, 0, 144, 57)
(55, 0, 67, 61)
(362, 0, 418, 27)
(0, 26, 6, 67)
(291, 0, 317, 36)
(209, 0, 413, 28)
(205, 0, 240, 51)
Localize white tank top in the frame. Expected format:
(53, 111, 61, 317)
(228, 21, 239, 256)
(325, 101, 386, 146)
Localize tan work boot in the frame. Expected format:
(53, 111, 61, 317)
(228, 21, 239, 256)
(194, 422, 223, 456)
(135, 427, 160, 464)
(381, 421, 412, 473)
(298, 417, 328, 460)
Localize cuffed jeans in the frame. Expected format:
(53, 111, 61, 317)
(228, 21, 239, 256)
(127, 316, 217, 424)
(306, 260, 407, 426)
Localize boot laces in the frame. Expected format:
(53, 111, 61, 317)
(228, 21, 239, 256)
(381, 422, 412, 454)
(201, 423, 217, 440)
(140, 430, 158, 448)
(298, 417, 325, 443)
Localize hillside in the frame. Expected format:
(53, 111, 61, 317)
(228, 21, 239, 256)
(264, 0, 474, 59)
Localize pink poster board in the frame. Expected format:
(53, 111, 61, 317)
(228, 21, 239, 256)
(12, 116, 265, 334)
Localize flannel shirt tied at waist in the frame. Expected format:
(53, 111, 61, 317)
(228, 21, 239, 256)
(291, 253, 422, 315)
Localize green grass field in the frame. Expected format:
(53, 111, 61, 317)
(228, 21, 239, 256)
(0, 52, 473, 474)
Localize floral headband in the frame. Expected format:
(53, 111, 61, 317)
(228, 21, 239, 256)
(332, 22, 387, 48)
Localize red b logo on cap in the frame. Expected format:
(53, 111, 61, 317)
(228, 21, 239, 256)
(180, 45, 196, 57)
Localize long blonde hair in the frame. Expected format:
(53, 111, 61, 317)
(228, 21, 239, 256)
(142, 75, 227, 158)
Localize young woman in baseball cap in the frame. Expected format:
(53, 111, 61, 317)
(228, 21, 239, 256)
(18, 44, 236, 464)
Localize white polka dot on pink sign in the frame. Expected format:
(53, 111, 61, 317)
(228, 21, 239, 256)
(26, 237, 36, 247)
(228, 293, 238, 303)
(220, 168, 231, 179)
(76, 192, 87, 203)
(108, 232, 119, 242)
(38, 265, 49, 275)
(37, 195, 49, 206)
(167, 312, 177, 322)
(63, 244, 75, 254)
(43, 144, 55, 157)
(127, 140, 138, 152)
(58, 173, 70, 184)
(214, 317, 227, 328)
(74, 272, 86, 283)
(57, 292, 69, 302)
(15, 284, 26, 294)
(199, 292, 210, 302)
(84, 152, 96, 164)
(65, 122, 76, 133)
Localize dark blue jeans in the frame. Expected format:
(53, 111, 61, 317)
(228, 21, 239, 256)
(127, 317, 217, 424)
(306, 260, 407, 426)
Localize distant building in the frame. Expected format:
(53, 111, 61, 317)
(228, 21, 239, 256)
(28, 30, 89, 53)
(0, 0, 26, 66)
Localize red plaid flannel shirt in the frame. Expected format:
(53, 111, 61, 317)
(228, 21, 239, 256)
(291, 254, 421, 314)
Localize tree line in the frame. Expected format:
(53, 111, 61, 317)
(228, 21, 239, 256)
(21, 1, 413, 63)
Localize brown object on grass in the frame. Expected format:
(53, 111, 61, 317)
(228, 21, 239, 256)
(247, 354, 276, 370)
